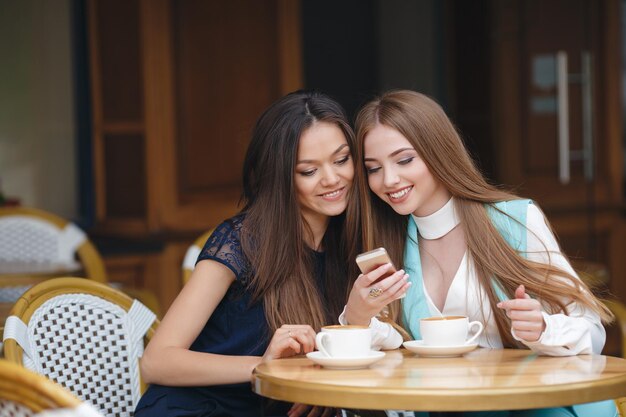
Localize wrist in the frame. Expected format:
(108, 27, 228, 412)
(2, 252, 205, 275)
(344, 305, 371, 326)
(249, 356, 263, 380)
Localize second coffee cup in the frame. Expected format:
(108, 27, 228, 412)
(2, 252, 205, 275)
(315, 325, 372, 358)
(419, 315, 483, 346)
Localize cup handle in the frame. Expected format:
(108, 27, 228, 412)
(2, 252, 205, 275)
(315, 333, 332, 357)
(465, 321, 484, 345)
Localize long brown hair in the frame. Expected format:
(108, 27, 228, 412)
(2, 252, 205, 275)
(241, 91, 361, 334)
(354, 90, 612, 347)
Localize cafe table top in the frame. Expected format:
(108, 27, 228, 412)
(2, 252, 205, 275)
(252, 348, 626, 411)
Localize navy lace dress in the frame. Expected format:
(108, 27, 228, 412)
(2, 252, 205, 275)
(134, 214, 326, 417)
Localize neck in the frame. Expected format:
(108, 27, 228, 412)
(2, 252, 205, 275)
(412, 186, 451, 217)
(302, 214, 329, 251)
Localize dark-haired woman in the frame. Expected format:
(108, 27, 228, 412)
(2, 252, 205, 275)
(353, 90, 616, 416)
(134, 91, 408, 417)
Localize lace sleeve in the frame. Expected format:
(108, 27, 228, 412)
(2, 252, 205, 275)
(197, 215, 251, 283)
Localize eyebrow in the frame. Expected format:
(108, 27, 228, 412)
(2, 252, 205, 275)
(364, 147, 415, 161)
(297, 143, 349, 164)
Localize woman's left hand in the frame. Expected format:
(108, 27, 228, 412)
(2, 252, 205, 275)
(287, 403, 335, 417)
(497, 284, 546, 342)
(344, 264, 410, 326)
(261, 325, 317, 363)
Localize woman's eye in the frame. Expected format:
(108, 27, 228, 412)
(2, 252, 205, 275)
(299, 169, 316, 177)
(398, 157, 414, 165)
(366, 166, 381, 174)
(335, 155, 350, 165)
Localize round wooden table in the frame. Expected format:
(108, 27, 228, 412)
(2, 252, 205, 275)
(252, 348, 626, 411)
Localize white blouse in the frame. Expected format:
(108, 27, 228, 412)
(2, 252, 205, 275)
(341, 201, 605, 356)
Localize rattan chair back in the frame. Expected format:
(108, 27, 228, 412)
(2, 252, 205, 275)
(0, 207, 107, 307)
(2, 278, 158, 417)
(0, 358, 81, 416)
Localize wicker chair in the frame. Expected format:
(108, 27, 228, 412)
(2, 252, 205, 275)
(0, 207, 106, 283)
(0, 358, 91, 416)
(0, 207, 107, 318)
(181, 229, 214, 284)
(2, 278, 158, 417)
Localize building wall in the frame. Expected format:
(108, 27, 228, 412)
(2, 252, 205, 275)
(0, 0, 77, 219)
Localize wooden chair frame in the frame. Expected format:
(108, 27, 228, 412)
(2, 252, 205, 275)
(0, 358, 81, 413)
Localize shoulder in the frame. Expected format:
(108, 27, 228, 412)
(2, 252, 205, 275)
(526, 202, 546, 224)
(487, 199, 533, 231)
(524, 202, 556, 244)
(197, 213, 252, 281)
(486, 199, 534, 252)
(205, 213, 245, 246)
(491, 199, 533, 219)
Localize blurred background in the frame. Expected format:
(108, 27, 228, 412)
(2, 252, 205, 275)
(0, 0, 625, 334)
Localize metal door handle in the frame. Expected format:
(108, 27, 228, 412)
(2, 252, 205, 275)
(581, 51, 594, 181)
(556, 51, 570, 184)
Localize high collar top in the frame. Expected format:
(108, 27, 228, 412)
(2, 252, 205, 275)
(410, 198, 460, 240)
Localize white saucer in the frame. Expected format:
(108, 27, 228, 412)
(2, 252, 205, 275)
(403, 340, 478, 357)
(306, 350, 386, 369)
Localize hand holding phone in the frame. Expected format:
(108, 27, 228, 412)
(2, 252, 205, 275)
(356, 247, 396, 281)
(346, 247, 409, 326)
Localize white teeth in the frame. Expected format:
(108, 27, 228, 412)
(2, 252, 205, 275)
(323, 189, 341, 198)
(389, 187, 411, 199)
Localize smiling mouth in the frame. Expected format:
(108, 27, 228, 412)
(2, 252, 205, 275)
(320, 187, 345, 199)
(387, 186, 412, 201)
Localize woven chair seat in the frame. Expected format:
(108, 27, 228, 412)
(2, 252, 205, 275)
(0, 399, 32, 417)
(3, 278, 158, 417)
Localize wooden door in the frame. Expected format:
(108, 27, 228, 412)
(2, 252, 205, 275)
(87, 0, 303, 308)
(491, 0, 624, 296)
(88, 0, 302, 235)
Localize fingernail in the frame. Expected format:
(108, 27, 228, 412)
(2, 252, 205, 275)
(496, 302, 502, 308)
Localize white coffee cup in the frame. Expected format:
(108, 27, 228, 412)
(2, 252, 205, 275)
(419, 315, 483, 346)
(315, 325, 372, 358)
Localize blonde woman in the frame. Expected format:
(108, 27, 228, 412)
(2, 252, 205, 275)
(348, 90, 615, 417)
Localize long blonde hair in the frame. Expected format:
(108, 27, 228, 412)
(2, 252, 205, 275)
(354, 90, 613, 347)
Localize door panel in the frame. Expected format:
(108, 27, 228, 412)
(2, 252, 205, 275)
(491, 0, 624, 299)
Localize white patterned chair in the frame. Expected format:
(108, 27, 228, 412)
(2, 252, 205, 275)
(2, 278, 158, 417)
(0, 207, 107, 317)
(0, 358, 104, 417)
(0, 207, 106, 282)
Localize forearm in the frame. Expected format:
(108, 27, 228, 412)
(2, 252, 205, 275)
(518, 311, 605, 356)
(141, 346, 262, 386)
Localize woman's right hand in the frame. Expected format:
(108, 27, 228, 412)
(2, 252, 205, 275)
(261, 324, 317, 363)
(344, 264, 410, 326)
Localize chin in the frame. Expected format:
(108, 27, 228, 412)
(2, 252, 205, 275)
(391, 207, 415, 216)
(323, 204, 348, 217)
(386, 198, 420, 215)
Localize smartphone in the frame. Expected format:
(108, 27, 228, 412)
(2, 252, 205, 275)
(356, 247, 397, 281)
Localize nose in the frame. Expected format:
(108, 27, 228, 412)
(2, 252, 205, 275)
(320, 164, 340, 187)
(383, 166, 400, 188)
